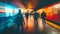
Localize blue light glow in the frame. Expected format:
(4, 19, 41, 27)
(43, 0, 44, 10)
(0, 2, 19, 17)
(5, 4, 19, 17)
(5, 8, 13, 16)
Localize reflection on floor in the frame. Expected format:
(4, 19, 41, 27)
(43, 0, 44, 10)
(0, 15, 60, 34)
(24, 15, 60, 34)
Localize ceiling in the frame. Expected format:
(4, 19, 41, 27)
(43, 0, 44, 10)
(0, 0, 60, 11)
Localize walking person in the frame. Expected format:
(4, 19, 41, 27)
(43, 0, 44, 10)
(41, 11, 46, 23)
(41, 11, 47, 34)
(34, 11, 39, 31)
(25, 11, 29, 22)
(14, 9, 24, 34)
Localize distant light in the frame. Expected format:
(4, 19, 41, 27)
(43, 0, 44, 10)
(27, 9, 33, 13)
(20, 8, 24, 14)
(5, 8, 13, 13)
(5, 8, 13, 17)
(27, 9, 33, 11)
(14, 8, 19, 14)
(53, 3, 60, 8)
(0, 2, 19, 17)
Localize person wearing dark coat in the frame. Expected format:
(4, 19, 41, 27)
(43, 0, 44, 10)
(14, 9, 24, 34)
(41, 11, 46, 25)
(25, 12, 29, 20)
(41, 11, 46, 33)
(34, 12, 39, 23)
(25, 11, 29, 23)
(41, 11, 46, 20)
(34, 11, 39, 30)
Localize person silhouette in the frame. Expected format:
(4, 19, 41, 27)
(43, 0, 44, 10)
(25, 11, 29, 22)
(14, 9, 24, 34)
(41, 11, 46, 23)
(34, 11, 39, 23)
(41, 11, 47, 34)
(34, 11, 39, 31)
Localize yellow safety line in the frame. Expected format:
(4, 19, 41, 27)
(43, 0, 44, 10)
(46, 20, 60, 29)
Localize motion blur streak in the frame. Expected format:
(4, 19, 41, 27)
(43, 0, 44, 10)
(12, 0, 26, 9)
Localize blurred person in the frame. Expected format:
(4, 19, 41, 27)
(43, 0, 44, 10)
(14, 9, 24, 34)
(41, 11, 47, 34)
(30, 11, 34, 16)
(41, 11, 46, 23)
(34, 11, 39, 30)
(25, 11, 29, 22)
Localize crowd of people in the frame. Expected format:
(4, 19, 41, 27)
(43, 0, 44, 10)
(13, 9, 46, 34)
